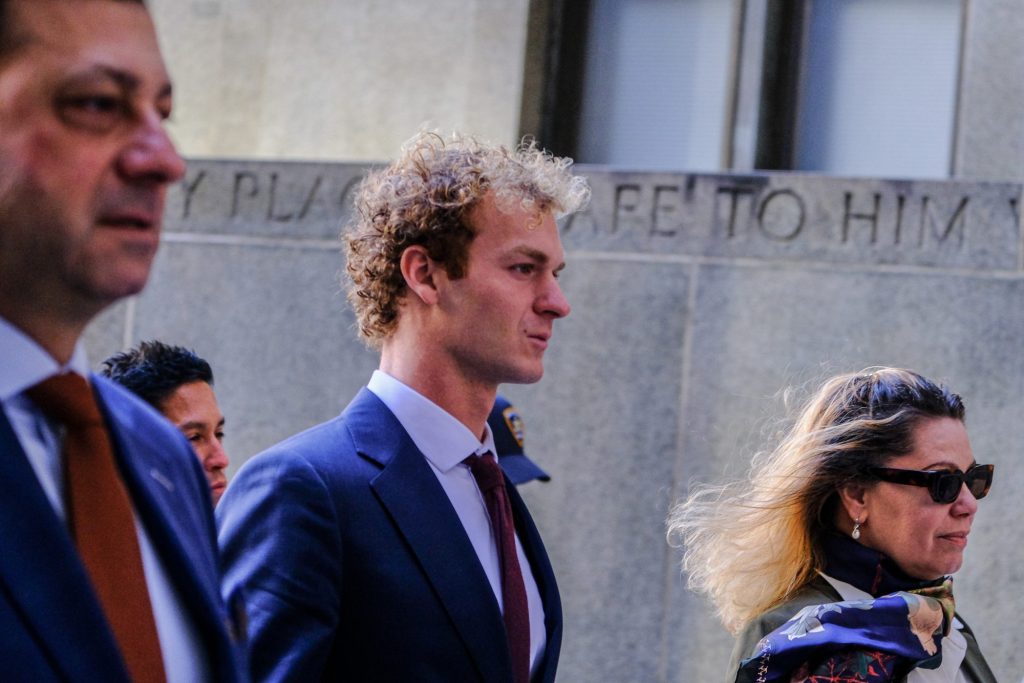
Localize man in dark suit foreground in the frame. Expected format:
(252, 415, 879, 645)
(0, 1, 244, 680)
(217, 131, 590, 682)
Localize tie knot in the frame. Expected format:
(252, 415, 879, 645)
(25, 373, 102, 428)
(464, 451, 505, 492)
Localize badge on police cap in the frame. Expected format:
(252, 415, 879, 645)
(502, 406, 525, 449)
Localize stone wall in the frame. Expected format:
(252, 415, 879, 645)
(86, 160, 1024, 682)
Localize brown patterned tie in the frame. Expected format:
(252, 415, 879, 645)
(465, 451, 531, 683)
(27, 373, 166, 683)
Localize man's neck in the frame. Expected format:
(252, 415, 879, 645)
(0, 304, 85, 366)
(379, 348, 495, 442)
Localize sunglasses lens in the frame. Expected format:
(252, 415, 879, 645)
(933, 474, 961, 504)
(967, 466, 992, 500)
(874, 465, 993, 503)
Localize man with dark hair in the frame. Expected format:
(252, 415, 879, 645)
(219, 131, 588, 682)
(103, 341, 230, 504)
(0, 1, 243, 680)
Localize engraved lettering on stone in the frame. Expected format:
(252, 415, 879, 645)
(757, 189, 804, 241)
(841, 192, 881, 244)
(918, 196, 968, 248)
(683, 175, 697, 202)
(651, 185, 682, 237)
(230, 171, 259, 218)
(267, 173, 295, 222)
(297, 176, 328, 221)
(170, 165, 1016, 267)
(894, 195, 906, 245)
(614, 184, 643, 234)
(181, 170, 206, 220)
(715, 185, 756, 238)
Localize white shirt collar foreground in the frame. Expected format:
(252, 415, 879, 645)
(0, 315, 90, 401)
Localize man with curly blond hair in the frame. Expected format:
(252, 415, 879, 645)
(219, 131, 589, 682)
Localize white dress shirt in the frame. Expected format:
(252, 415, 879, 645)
(0, 316, 209, 682)
(821, 572, 968, 683)
(368, 370, 547, 675)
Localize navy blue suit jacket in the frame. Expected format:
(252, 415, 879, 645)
(217, 388, 562, 682)
(0, 374, 245, 682)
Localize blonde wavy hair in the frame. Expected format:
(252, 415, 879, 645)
(666, 367, 965, 634)
(344, 130, 590, 346)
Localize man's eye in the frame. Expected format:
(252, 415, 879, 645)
(216, 431, 225, 442)
(512, 264, 535, 275)
(57, 94, 126, 133)
(187, 433, 202, 443)
(74, 95, 120, 112)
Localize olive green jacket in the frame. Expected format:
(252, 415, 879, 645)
(725, 575, 997, 683)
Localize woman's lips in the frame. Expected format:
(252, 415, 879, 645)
(938, 531, 969, 548)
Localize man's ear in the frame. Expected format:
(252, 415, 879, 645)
(400, 245, 441, 305)
(837, 482, 869, 525)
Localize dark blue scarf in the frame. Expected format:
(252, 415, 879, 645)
(737, 533, 954, 683)
(821, 531, 946, 597)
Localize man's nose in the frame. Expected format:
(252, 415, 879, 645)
(205, 440, 229, 472)
(118, 113, 186, 184)
(538, 276, 570, 319)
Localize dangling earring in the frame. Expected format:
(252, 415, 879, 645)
(852, 518, 862, 541)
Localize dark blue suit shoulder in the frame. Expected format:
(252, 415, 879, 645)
(234, 412, 377, 483)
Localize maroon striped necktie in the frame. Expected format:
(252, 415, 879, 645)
(465, 451, 531, 683)
(28, 373, 167, 683)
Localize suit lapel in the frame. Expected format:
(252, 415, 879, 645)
(0, 409, 128, 681)
(347, 389, 512, 682)
(92, 378, 237, 678)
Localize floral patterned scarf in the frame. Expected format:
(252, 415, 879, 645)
(738, 533, 955, 683)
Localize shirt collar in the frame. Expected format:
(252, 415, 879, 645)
(367, 369, 496, 474)
(0, 315, 91, 401)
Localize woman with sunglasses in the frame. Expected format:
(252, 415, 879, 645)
(668, 367, 996, 682)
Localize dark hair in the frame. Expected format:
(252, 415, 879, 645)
(0, 0, 147, 59)
(101, 340, 213, 410)
(809, 368, 965, 534)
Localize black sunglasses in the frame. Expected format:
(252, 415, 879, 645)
(869, 464, 994, 504)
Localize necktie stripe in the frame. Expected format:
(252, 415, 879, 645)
(466, 451, 531, 683)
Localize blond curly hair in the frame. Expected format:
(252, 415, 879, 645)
(666, 367, 965, 633)
(343, 131, 590, 346)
